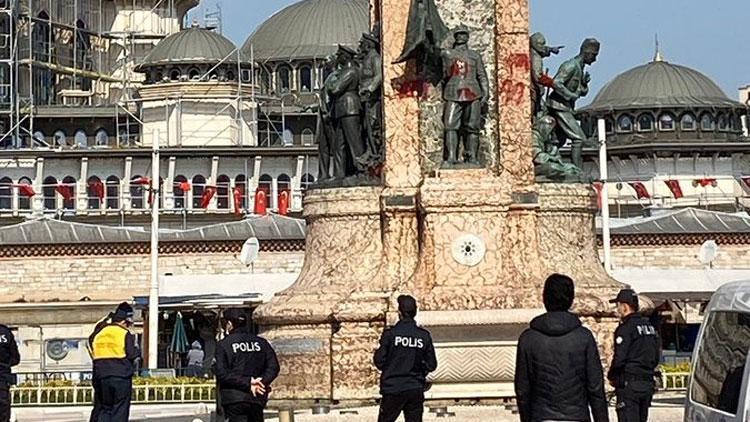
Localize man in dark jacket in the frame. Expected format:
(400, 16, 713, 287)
(374, 295, 438, 422)
(90, 302, 139, 422)
(215, 308, 279, 422)
(0, 323, 19, 422)
(515, 274, 609, 422)
(607, 289, 660, 422)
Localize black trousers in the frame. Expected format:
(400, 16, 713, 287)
(0, 387, 10, 422)
(378, 389, 424, 422)
(223, 402, 265, 422)
(615, 381, 654, 422)
(97, 376, 132, 422)
(89, 378, 102, 422)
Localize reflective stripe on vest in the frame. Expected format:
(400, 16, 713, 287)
(92, 325, 127, 360)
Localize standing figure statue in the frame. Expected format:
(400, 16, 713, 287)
(547, 38, 600, 170)
(529, 32, 563, 119)
(441, 25, 489, 166)
(328, 45, 367, 178)
(358, 31, 383, 164)
(316, 55, 337, 182)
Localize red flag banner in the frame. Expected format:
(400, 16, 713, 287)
(739, 176, 750, 194)
(132, 176, 151, 186)
(664, 180, 683, 199)
(55, 184, 75, 201)
(233, 187, 244, 216)
(592, 182, 603, 209)
(254, 189, 267, 215)
(693, 178, 717, 188)
(88, 180, 105, 198)
(278, 190, 289, 216)
(178, 182, 191, 193)
(16, 184, 35, 197)
(200, 186, 216, 209)
(628, 182, 650, 199)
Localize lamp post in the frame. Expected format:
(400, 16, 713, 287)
(148, 128, 160, 370)
(598, 119, 613, 275)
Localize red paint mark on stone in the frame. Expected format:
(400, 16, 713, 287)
(391, 76, 430, 99)
(450, 59, 469, 77)
(458, 88, 478, 101)
(539, 73, 555, 88)
(506, 53, 530, 77)
(501, 80, 525, 106)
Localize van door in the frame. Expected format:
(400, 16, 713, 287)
(687, 311, 750, 421)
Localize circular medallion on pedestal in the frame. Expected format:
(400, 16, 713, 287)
(451, 233, 486, 267)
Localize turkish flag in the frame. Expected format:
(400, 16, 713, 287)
(254, 189, 267, 215)
(200, 186, 216, 209)
(132, 176, 151, 185)
(664, 180, 683, 199)
(178, 181, 191, 193)
(278, 190, 289, 216)
(693, 178, 717, 188)
(592, 182, 603, 209)
(16, 184, 35, 197)
(88, 180, 104, 198)
(56, 184, 75, 201)
(739, 176, 750, 194)
(233, 187, 244, 216)
(628, 182, 650, 199)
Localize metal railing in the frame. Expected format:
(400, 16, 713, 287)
(661, 372, 690, 391)
(10, 383, 215, 406)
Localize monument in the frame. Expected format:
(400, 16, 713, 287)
(255, 0, 621, 402)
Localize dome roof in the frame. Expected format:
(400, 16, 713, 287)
(242, 0, 369, 62)
(138, 27, 241, 69)
(582, 60, 744, 113)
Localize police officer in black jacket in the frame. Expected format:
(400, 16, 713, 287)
(215, 308, 280, 422)
(608, 289, 661, 422)
(374, 295, 438, 422)
(0, 324, 19, 422)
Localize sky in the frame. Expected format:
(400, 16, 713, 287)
(189, 0, 749, 101)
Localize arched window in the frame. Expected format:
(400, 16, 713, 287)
(235, 175, 247, 211)
(43, 176, 57, 210)
(299, 65, 312, 92)
(173, 175, 188, 208)
(604, 118, 614, 135)
(277, 65, 291, 93)
(259, 67, 271, 94)
(637, 113, 654, 132)
(61, 176, 76, 210)
(700, 113, 715, 131)
(95, 129, 109, 146)
(0, 177, 11, 210)
(301, 173, 315, 192)
(258, 174, 272, 197)
(301, 128, 314, 146)
(130, 175, 144, 209)
(87, 176, 103, 209)
(718, 114, 728, 131)
(192, 175, 206, 208)
(53, 130, 66, 147)
(169, 68, 180, 81)
(216, 175, 231, 209)
(188, 67, 201, 81)
(106, 176, 120, 209)
(32, 131, 45, 146)
(74, 129, 87, 148)
(658, 113, 675, 131)
(617, 115, 633, 132)
(282, 129, 294, 146)
(680, 113, 696, 131)
(18, 177, 33, 210)
(225, 70, 235, 81)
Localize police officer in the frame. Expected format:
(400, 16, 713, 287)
(90, 302, 139, 422)
(215, 309, 279, 422)
(608, 289, 661, 422)
(0, 323, 19, 422)
(374, 295, 438, 422)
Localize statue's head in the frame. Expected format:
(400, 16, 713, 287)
(453, 25, 470, 45)
(359, 32, 379, 53)
(336, 45, 357, 65)
(579, 38, 600, 65)
(530, 32, 547, 52)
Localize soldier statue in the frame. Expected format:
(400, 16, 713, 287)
(316, 55, 337, 181)
(547, 38, 600, 170)
(529, 32, 563, 119)
(441, 25, 489, 166)
(327, 45, 368, 179)
(358, 31, 383, 163)
(532, 115, 581, 181)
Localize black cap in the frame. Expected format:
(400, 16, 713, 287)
(337, 44, 357, 58)
(112, 302, 134, 323)
(223, 308, 248, 325)
(610, 289, 639, 308)
(397, 295, 418, 319)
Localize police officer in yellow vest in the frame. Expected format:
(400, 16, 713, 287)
(90, 302, 139, 422)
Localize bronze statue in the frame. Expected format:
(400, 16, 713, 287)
(547, 38, 600, 170)
(358, 31, 383, 164)
(394, 0, 449, 71)
(530, 32, 563, 119)
(532, 115, 581, 180)
(441, 25, 489, 166)
(328, 45, 367, 178)
(316, 55, 337, 181)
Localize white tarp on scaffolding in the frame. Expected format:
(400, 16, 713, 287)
(153, 272, 298, 307)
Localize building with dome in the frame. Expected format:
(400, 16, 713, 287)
(578, 55, 750, 218)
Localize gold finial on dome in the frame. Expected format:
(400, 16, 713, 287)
(653, 33, 664, 62)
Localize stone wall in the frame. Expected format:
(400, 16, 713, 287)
(0, 251, 305, 302)
(605, 244, 750, 269)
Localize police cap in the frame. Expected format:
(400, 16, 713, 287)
(223, 308, 248, 325)
(609, 289, 639, 309)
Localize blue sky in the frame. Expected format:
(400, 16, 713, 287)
(189, 0, 749, 100)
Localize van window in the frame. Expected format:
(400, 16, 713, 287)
(691, 311, 750, 415)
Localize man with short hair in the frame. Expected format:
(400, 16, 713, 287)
(215, 308, 279, 422)
(90, 302, 139, 422)
(608, 289, 661, 422)
(374, 295, 438, 422)
(0, 323, 19, 422)
(515, 274, 609, 422)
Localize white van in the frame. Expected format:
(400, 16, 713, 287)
(685, 280, 750, 421)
